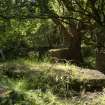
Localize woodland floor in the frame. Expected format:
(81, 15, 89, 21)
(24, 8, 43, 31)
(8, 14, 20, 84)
(0, 58, 105, 105)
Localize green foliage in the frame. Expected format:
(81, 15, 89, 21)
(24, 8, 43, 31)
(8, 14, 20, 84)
(0, 59, 105, 105)
(1, 0, 105, 104)
(0, 18, 63, 59)
(0, 0, 98, 68)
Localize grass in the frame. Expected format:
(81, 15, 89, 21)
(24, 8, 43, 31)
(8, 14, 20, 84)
(0, 58, 105, 105)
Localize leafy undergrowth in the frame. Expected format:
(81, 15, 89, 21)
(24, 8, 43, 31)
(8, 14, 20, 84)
(0, 58, 105, 105)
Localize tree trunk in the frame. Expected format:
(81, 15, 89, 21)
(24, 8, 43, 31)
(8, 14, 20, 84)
(68, 26, 83, 65)
(69, 33, 83, 65)
(51, 17, 83, 65)
(0, 49, 5, 61)
(61, 23, 83, 65)
(96, 27, 105, 73)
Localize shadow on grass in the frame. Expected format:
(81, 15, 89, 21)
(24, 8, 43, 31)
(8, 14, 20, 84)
(0, 61, 104, 99)
(0, 62, 81, 98)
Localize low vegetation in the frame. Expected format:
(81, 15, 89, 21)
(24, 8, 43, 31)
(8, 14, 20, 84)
(0, 58, 105, 105)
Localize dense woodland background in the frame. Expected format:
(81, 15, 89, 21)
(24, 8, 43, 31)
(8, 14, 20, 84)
(0, 0, 105, 105)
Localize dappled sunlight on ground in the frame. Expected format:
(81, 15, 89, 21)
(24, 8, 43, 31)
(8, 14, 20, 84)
(0, 59, 105, 105)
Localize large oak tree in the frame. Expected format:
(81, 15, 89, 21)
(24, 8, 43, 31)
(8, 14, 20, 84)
(0, 0, 105, 72)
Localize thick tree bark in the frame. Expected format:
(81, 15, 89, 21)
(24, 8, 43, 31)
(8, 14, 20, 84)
(51, 15, 83, 65)
(96, 52, 105, 73)
(96, 27, 105, 73)
(0, 49, 5, 60)
(68, 24, 83, 65)
(69, 33, 83, 65)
